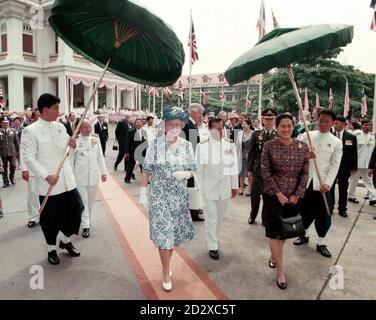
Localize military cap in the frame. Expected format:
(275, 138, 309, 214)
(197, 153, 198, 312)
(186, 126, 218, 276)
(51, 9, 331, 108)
(262, 108, 277, 120)
(1, 117, 10, 123)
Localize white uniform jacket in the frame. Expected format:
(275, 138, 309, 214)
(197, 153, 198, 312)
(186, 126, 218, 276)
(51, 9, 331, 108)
(196, 137, 239, 201)
(70, 135, 107, 187)
(353, 131, 375, 169)
(300, 131, 343, 191)
(21, 118, 77, 196)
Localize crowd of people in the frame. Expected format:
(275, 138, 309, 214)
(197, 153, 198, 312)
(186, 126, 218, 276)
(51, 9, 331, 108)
(1, 95, 376, 293)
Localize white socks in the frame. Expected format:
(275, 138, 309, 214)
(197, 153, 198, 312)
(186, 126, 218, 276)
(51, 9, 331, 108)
(47, 245, 56, 253)
(60, 234, 71, 244)
(317, 237, 325, 246)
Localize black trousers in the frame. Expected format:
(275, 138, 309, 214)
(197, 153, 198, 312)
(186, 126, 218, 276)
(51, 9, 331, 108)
(250, 173, 266, 223)
(1, 156, 17, 185)
(125, 156, 142, 181)
(330, 172, 351, 213)
(114, 142, 128, 170)
(301, 183, 332, 238)
(39, 189, 84, 245)
(100, 139, 107, 156)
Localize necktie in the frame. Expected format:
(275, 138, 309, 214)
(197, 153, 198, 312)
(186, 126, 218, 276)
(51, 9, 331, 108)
(266, 131, 271, 140)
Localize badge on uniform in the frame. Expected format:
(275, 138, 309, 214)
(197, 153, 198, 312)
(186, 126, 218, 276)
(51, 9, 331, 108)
(345, 140, 353, 146)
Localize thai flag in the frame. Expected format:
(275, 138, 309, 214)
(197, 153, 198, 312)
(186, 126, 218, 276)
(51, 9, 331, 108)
(200, 87, 207, 106)
(178, 81, 185, 101)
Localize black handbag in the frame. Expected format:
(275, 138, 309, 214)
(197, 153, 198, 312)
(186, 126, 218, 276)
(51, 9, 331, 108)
(279, 214, 305, 240)
(112, 140, 119, 151)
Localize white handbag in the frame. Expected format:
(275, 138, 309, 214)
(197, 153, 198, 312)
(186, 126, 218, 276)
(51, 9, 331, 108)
(188, 174, 204, 210)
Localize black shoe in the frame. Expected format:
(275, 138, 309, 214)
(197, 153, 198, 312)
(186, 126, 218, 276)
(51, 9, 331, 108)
(124, 179, 131, 184)
(239, 192, 244, 196)
(316, 245, 332, 258)
(197, 209, 204, 215)
(48, 250, 60, 265)
(338, 211, 348, 218)
(0, 211, 3, 219)
(132, 174, 136, 180)
(374, 216, 376, 220)
(248, 217, 256, 225)
(192, 215, 205, 222)
(277, 278, 287, 290)
(114, 165, 118, 172)
(348, 198, 359, 204)
(269, 260, 277, 269)
(27, 221, 37, 228)
(59, 241, 80, 257)
(370, 200, 376, 206)
(10, 179, 15, 185)
(2, 183, 9, 188)
(294, 236, 309, 246)
(364, 196, 370, 200)
(82, 228, 90, 238)
(209, 250, 219, 260)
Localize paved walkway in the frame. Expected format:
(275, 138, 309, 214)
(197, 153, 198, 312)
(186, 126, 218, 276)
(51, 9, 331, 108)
(1, 136, 375, 300)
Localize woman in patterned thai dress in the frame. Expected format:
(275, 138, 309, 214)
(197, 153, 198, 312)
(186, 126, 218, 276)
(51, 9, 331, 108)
(139, 107, 197, 292)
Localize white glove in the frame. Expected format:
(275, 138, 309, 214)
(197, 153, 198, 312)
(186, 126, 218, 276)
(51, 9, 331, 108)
(172, 171, 193, 181)
(139, 187, 149, 209)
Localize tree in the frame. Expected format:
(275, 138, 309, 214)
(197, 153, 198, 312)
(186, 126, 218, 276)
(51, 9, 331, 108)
(263, 49, 375, 118)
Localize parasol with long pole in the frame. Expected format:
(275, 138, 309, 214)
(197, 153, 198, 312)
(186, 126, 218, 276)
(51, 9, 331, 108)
(39, 0, 185, 213)
(225, 24, 354, 216)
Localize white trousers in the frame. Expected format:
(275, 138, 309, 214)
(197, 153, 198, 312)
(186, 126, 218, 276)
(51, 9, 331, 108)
(78, 185, 98, 229)
(348, 169, 376, 201)
(204, 199, 228, 251)
(28, 176, 40, 222)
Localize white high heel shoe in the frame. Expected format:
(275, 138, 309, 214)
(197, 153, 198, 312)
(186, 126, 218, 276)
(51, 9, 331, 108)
(162, 267, 173, 292)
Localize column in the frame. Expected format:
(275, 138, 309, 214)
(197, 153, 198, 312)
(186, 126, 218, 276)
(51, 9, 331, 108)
(7, 71, 24, 112)
(117, 88, 122, 111)
(123, 90, 134, 110)
(84, 85, 95, 113)
(106, 86, 115, 111)
(58, 74, 68, 114)
(32, 76, 44, 110)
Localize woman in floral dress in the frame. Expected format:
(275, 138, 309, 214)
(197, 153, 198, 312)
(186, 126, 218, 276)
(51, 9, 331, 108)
(139, 107, 196, 292)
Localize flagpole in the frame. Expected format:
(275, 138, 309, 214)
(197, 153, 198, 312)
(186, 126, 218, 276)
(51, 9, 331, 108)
(153, 91, 156, 115)
(139, 85, 142, 111)
(148, 91, 151, 111)
(161, 91, 164, 115)
(258, 75, 263, 120)
(189, 9, 193, 105)
(199, 86, 202, 105)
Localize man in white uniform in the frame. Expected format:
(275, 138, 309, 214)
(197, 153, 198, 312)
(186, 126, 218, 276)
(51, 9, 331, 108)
(196, 117, 239, 260)
(71, 120, 107, 238)
(295, 109, 343, 258)
(21, 94, 84, 266)
(348, 119, 376, 206)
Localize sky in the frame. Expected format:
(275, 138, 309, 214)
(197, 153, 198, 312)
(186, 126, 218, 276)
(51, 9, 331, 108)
(137, 0, 376, 76)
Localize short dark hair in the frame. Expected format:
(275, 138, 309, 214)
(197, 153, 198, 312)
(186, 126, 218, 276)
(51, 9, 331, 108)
(243, 119, 252, 127)
(361, 118, 372, 126)
(318, 109, 336, 121)
(335, 115, 347, 123)
(209, 117, 223, 129)
(351, 121, 361, 130)
(146, 116, 154, 121)
(276, 113, 294, 127)
(135, 118, 143, 124)
(37, 94, 60, 113)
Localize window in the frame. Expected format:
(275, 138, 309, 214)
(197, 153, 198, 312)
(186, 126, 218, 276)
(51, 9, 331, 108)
(0, 23, 6, 53)
(219, 74, 225, 82)
(203, 76, 208, 83)
(23, 24, 33, 54)
(226, 94, 233, 102)
(55, 33, 59, 54)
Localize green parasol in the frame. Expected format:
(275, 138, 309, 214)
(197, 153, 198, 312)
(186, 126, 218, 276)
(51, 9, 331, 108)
(40, 0, 185, 213)
(225, 23, 354, 216)
(49, 0, 185, 87)
(225, 24, 353, 86)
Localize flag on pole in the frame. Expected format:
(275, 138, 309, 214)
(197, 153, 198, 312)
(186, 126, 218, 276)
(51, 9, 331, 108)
(315, 93, 320, 108)
(0, 86, 6, 109)
(344, 80, 350, 117)
(245, 85, 251, 109)
(162, 86, 173, 99)
(371, 0, 376, 30)
(328, 88, 334, 110)
(361, 93, 368, 116)
(271, 9, 280, 29)
(256, 0, 266, 39)
(304, 88, 310, 112)
(269, 87, 275, 107)
(178, 81, 185, 102)
(219, 87, 225, 103)
(149, 87, 160, 98)
(188, 13, 199, 65)
(200, 87, 207, 106)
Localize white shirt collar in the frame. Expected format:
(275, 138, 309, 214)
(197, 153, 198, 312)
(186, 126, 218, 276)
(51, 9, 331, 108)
(190, 117, 196, 126)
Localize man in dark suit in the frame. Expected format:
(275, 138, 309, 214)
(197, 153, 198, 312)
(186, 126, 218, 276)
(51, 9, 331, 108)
(247, 108, 278, 225)
(182, 103, 205, 222)
(94, 115, 109, 156)
(124, 119, 147, 184)
(330, 115, 357, 218)
(368, 146, 376, 220)
(64, 112, 79, 137)
(114, 116, 133, 171)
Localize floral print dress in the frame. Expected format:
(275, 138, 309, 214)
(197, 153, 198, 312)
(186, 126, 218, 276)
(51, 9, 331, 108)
(143, 136, 197, 249)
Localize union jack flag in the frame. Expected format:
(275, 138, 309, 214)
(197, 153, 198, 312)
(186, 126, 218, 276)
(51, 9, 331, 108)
(178, 81, 185, 102)
(149, 87, 160, 98)
(162, 86, 173, 98)
(188, 13, 199, 65)
(256, 0, 266, 40)
(200, 87, 207, 106)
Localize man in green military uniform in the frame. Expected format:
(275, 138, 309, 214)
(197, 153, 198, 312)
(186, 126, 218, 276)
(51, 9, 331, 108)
(0, 117, 20, 188)
(247, 108, 278, 225)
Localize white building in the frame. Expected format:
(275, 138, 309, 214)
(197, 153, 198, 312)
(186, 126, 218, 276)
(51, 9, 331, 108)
(0, 0, 137, 114)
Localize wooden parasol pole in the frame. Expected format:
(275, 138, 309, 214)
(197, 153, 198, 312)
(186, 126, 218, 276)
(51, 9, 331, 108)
(287, 65, 331, 216)
(39, 59, 111, 214)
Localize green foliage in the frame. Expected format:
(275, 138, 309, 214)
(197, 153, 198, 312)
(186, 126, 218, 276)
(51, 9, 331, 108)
(263, 49, 375, 118)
